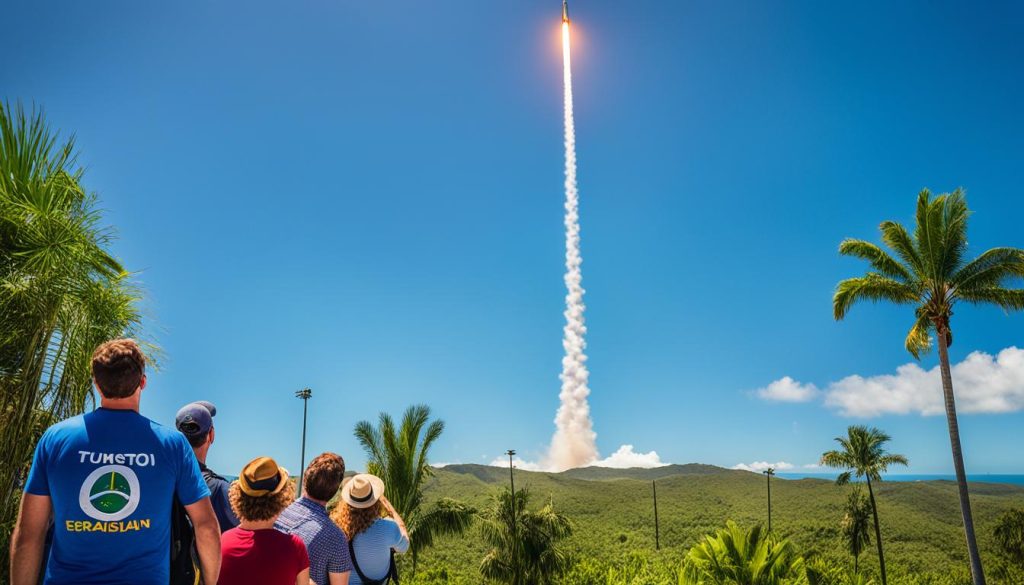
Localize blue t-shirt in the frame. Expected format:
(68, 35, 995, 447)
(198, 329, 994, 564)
(24, 408, 211, 585)
(350, 518, 409, 585)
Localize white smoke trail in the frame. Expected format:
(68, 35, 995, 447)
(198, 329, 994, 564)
(546, 20, 599, 471)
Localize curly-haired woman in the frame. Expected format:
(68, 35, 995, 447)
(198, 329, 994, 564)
(220, 457, 310, 585)
(331, 474, 409, 585)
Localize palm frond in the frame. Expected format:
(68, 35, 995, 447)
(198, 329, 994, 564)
(879, 220, 924, 276)
(951, 247, 1024, 291)
(957, 288, 1024, 312)
(839, 239, 912, 282)
(904, 309, 933, 359)
(833, 274, 919, 320)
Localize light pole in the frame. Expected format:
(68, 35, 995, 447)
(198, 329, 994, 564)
(763, 467, 775, 532)
(505, 449, 517, 584)
(296, 388, 312, 497)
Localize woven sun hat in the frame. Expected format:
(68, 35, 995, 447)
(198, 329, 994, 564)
(341, 473, 385, 509)
(238, 456, 289, 497)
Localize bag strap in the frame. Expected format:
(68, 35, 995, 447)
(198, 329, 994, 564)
(348, 535, 389, 585)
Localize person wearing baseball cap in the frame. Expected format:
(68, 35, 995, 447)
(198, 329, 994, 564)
(176, 401, 239, 532)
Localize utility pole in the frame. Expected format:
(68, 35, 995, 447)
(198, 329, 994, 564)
(295, 388, 312, 497)
(763, 467, 775, 533)
(652, 480, 660, 550)
(505, 449, 518, 585)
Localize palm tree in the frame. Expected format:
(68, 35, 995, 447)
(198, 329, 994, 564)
(762, 467, 775, 533)
(0, 102, 145, 554)
(682, 521, 805, 585)
(820, 426, 907, 585)
(479, 488, 572, 585)
(833, 189, 1024, 585)
(841, 487, 872, 574)
(354, 405, 475, 571)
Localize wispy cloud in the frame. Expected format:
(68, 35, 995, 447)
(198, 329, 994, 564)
(756, 377, 819, 402)
(732, 461, 794, 473)
(756, 347, 1024, 417)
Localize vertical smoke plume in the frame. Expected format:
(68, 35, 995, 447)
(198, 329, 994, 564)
(546, 18, 598, 471)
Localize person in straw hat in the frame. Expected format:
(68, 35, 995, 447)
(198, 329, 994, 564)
(220, 457, 310, 585)
(330, 474, 409, 585)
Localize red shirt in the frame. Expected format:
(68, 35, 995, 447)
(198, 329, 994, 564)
(220, 527, 310, 585)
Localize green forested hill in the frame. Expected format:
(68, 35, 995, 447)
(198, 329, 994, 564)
(410, 464, 1024, 584)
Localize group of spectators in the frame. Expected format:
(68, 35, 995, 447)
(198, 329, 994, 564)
(9, 338, 409, 585)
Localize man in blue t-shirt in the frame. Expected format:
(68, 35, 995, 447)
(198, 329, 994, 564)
(9, 339, 222, 585)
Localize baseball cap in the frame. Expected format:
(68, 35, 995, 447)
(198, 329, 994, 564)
(175, 401, 217, 436)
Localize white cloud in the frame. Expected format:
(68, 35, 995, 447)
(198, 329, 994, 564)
(487, 444, 666, 472)
(589, 445, 667, 469)
(756, 347, 1024, 417)
(756, 376, 819, 402)
(732, 461, 794, 473)
(802, 463, 822, 470)
(825, 347, 1024, 417)
(488, 456, 546, 472)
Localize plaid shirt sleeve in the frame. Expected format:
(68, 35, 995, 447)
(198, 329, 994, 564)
(329, 527, 354, 573)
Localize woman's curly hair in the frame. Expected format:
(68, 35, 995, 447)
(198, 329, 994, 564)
(229, 479, 296, 522)
(331, 500, 383, 540)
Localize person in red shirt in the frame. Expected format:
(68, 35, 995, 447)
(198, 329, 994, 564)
(220, 457, 309, 585)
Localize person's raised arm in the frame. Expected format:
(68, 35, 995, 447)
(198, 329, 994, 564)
(295, 567, 310, 585)
(184, 498, 221, 584)
(10, 494, 51, 585)
(379, 496, 409, 551)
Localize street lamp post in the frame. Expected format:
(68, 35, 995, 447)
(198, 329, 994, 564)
(296, 388, 312, 497)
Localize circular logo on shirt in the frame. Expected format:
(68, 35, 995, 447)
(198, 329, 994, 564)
(79, 465, 141, 521)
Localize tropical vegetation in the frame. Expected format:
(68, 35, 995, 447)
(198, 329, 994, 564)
(833, 189, 1024, 585)
(683, 521, 804, 585)
(840, 488, 872, 575)
(352, 404, 476, 571)
(479, 488, 573, 585)
(821, 426, 908, 585)
(0, 102, 145, 573)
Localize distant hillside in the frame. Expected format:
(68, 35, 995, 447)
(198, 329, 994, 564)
(560, 463, 738, 481)
(435, 462, 739, 483)
(415, 463, 1024, 583)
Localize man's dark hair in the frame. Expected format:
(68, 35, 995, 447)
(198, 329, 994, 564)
(185, 431, 210, 449)
(303, 452, 345, 501)
(91, 339, 146, 399)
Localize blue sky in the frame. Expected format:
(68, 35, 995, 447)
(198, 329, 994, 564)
(4, 1, 1024, 475)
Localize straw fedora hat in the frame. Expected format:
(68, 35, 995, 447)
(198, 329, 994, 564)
(341, 473, 385, 509)
(238, 456, 289, 497)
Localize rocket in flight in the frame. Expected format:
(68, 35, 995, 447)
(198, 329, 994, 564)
(562, 0, 570, 23)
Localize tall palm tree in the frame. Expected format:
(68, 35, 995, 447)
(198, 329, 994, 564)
(834, 190, 1024, 585)
(479, 488, 572, 585)
(682, 521, 805, 585)
(841, 487, 872, 574)
(820, 426, 907, 585)
(354, 404, 475, 571)
(0, 102, 145, 553)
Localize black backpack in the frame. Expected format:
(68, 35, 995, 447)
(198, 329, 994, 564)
(348, 536, 400, 585)
(170, 494, 201, 585)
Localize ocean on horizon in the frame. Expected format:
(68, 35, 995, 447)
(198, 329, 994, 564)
(778, 473, 1024, 487)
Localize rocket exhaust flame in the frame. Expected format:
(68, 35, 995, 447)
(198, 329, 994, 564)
(546, 13, 599, 471)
